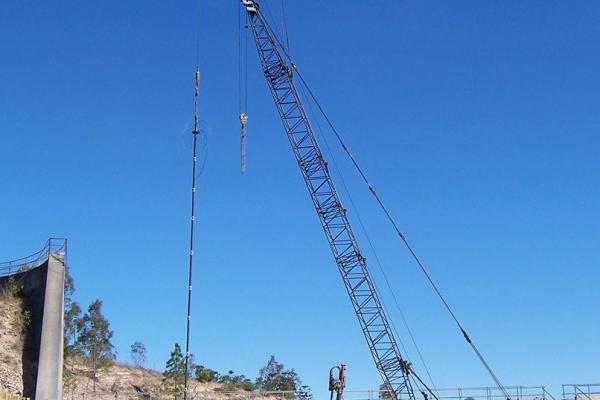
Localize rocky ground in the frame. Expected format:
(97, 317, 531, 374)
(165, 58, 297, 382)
(0, 296, 25, 396)
(63, 358, 278, 400)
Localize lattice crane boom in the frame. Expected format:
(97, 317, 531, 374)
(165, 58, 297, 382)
(239, 2, 416, 400)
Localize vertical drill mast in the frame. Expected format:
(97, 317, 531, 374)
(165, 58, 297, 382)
(240, 2, 415, 400)
(184, 67, 201, 400)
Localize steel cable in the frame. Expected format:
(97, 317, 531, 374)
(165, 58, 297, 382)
(292, 65, 512, 400)
(257, 12, 511, 400)
(259, 17, 511, 399)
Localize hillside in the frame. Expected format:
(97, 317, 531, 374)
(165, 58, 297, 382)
(0, 289, 280, 400)
(0, 295, 253, 400)
(0, 295, 26, 396)
(63, 357, 273, 399)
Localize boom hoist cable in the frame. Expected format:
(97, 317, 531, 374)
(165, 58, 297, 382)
(260, 7, 511, 400)
(297, 73, 439, 399)
(290, 49, 512, 400)
(239, 1, 510, 399)
(239, 2, 436, 400)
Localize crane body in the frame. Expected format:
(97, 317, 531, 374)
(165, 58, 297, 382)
(240, 2, 417, 400)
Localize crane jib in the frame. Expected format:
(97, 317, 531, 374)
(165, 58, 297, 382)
(240, 4, 416, 400)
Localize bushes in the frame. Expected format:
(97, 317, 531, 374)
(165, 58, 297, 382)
(0, 276, 22, 301)
(0, 276, 31, 333)
(217, 372, 256, 391)
(194, 365, 219, 383)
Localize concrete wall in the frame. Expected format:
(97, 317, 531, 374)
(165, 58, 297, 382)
(34, 253, 64, 400)
(0, 254, 65, 400)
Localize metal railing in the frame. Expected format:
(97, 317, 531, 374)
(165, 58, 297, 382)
(563, 384, 600, 400)
(196, 387, 554, 400)
(64, 389, 299, 400)
(63, 386, 557, 400)
(338, 386, 554, 400)
(0, 238, 67, 278)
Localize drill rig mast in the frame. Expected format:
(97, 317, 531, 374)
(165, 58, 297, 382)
(239, 2, 430, 400)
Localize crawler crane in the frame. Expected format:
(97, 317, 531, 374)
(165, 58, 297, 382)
(238, 2, 437, 400)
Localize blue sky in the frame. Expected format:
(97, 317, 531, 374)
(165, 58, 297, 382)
(1, 0, 599, 398)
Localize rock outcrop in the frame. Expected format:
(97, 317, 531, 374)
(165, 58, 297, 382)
(0, 297, 25, 396)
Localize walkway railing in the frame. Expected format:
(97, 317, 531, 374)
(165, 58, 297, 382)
(337, 386, 554, 400)
(71, 386, 555, 400)
(197, 387, 554, 400)
(0, 238, 67, 278)
(563, 384, 600, 400)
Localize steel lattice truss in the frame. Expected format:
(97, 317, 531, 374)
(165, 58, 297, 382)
(242, 5, 416, 400)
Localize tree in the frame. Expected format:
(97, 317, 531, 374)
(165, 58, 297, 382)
(64, 302, 81, 356)
(195, 365, 219, 383)
(130, 341, 147, 367)
(63, 265, 81, 357)
(63, 266, 82, 399)
(64, 265, 75, 306)
(255, 356, 304, 398)
(217, 371, 255, 392)
(76, 299, 116, 392)
(163, 343, 186, 398)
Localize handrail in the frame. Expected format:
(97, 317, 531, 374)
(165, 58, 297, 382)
(208, 386, 553, 400)
(562, 384, 600, 400)
(62, 386, 559, 400)
(543, 387, 558, 400)
(574, 387, 592, 400)
(0, 238, 67, 278)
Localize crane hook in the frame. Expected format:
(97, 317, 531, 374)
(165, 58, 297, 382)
(240, 113, 248, 175)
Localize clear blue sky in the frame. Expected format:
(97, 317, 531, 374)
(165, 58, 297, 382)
(1, 0, 599, 398)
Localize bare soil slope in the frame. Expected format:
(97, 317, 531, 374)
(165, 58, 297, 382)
(63, 358, 273, 400)
(0, 297, 25, 396)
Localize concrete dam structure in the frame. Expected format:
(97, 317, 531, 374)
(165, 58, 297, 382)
(0, 239, 66, 400)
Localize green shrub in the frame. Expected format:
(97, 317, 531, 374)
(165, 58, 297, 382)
(0, 276, 23, 300)
(195, 365, 219, 383)
(216, 372, 256, 392)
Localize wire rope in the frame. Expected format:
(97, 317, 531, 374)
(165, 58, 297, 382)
(297, 65, 439, 400)
(293, 66, 511, 399)
(257, 15, 511, 400)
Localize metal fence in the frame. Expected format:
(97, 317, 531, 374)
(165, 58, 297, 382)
(63, 390, 298, 400)
(61, 386, 558, 400)
(562, 384, 600, 400)
(0, 238, 67, 278)
(341, 386, 555, 400)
